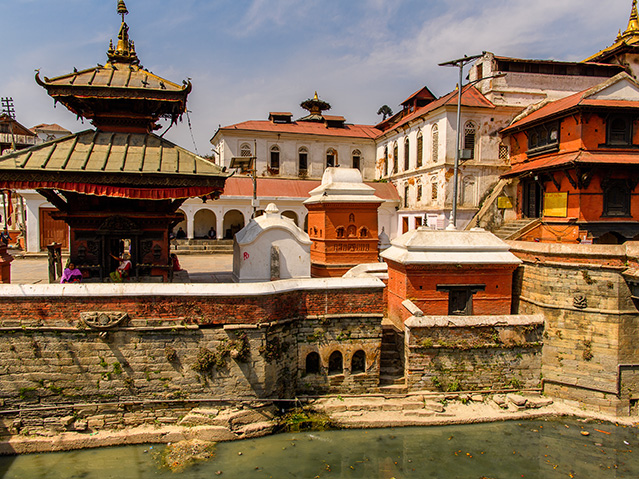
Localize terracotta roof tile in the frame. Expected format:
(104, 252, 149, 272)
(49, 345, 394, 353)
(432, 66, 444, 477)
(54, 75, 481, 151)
(378, 85, 494, 133)
(217, 120, 381, 140)
(221, 176, 399, 201)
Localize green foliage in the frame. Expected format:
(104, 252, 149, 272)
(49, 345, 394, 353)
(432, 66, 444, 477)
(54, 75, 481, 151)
(259, 337, 289, 362)
(112, 362, 123, 375)
(420, 338, 433, 348)
(18, 387, 37, 400)
(98, 357, 108, 369)
(431, 376, 443, 390)
(509, 378, 522, 389)
(192, 333, 250, 374)
(279, 409, 332, 433)
(165, 345, 178, 362)
(446, 379, 461, 392)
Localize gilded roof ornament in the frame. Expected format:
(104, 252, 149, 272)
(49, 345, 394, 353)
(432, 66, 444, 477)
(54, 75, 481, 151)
(108, 0, 139, 65)
(619, 0, 639, 43)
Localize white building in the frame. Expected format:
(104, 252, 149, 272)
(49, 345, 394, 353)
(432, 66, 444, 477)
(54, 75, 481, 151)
(375, 52, 625, 234)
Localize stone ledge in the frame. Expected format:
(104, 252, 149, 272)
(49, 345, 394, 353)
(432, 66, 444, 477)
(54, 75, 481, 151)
(0, 276, 385, 298)
(405, 314, 544, 328)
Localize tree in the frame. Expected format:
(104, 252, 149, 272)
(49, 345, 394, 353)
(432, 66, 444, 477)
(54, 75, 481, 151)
(377, 105, 393, 120)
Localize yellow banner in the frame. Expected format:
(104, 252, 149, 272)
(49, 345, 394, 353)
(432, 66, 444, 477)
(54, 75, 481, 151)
(543, 192, 568, 217)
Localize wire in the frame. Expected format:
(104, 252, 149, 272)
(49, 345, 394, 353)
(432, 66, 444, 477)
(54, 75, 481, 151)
(185, 109, 199, 156)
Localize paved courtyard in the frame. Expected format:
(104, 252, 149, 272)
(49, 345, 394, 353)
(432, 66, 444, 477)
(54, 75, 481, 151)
(7, 253, 234, 284)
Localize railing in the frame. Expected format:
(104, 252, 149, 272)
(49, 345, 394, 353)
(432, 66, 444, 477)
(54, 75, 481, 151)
(0, 133, 37, 147)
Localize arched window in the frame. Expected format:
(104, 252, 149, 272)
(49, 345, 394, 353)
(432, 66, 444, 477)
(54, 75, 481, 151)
(352, 149, 361, 170)
(305, 352, 320, 374)
(335, 226, 345, 238)
(431, 177, 438, 202)
(358, 226, 368, 238)
(384, 146, 389, 177)
(416, 182, 422, 202)
(269, 145, 280, 173)
(431, 125, 439, 162)
(240, 143, 252, 157)
(404, 137, 410, 171)
(328, 351, 343, 375)
(298, 147, 308, 175)
(326, 148, 337, 168)
(351, 350, 366, 374)
(347, 225, 356, 237)
(349, 213, 355, 223)
(464, 121, 476, 159)
(416, 132, 423, 168)
(392, 143, 398, 174)
(404, 184, 410, 208)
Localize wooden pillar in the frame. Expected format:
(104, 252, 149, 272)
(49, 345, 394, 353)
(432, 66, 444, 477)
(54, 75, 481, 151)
(0, 243, 14, 283)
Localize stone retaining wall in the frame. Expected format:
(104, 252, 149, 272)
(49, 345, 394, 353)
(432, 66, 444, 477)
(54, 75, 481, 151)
(510, 241, 639, 416)
(404, 315, 544, 392)
(0, 279, 384, 413)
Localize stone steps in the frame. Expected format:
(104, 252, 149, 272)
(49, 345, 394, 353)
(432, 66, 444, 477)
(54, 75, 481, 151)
(171, 240, 233, 255)
(493, 219, 538, 240)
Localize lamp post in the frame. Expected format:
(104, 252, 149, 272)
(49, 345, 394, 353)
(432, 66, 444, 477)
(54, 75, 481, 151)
(230, 140, 259, 219)
(438, 54, 482, 229)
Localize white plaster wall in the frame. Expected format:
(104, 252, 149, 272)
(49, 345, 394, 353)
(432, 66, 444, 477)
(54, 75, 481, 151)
(233, 226, 311, 282)
(212, 131, 377, 181)
(19, 190, 53, 253)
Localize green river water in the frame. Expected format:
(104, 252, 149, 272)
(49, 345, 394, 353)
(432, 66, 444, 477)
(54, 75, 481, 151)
(0, 418, 636, 478)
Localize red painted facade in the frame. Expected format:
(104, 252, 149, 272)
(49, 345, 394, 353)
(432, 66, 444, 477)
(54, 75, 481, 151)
(503, 75, 639, 244)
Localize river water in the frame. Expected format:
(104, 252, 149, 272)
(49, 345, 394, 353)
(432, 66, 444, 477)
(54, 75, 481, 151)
(0, 418, 636, 478)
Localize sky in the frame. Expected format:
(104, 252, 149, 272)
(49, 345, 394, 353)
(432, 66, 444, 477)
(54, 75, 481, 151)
(0, 0, 635, 156)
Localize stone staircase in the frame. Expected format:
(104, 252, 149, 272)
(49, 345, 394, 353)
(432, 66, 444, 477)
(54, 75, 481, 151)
(493, 218, 540, 240)
(171, 239, 233, 255)
(378, 323, 406, 393)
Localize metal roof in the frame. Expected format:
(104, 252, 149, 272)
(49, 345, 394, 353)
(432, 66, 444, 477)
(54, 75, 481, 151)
(0, 129, 227, 187)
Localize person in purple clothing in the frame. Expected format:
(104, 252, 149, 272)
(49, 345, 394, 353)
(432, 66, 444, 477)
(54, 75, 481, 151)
(60, 262, 83, 283)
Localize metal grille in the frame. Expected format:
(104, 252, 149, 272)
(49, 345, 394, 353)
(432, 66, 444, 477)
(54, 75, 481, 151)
(499, 143, 509, 161)
(431, 125, 439, 162)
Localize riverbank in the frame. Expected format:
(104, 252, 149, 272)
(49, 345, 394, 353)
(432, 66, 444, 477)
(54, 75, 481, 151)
(1, 392, 636, 455)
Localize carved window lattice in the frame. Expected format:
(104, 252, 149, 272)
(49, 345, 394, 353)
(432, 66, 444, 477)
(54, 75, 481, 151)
(464, 121, 476, 159)
(499, 143, 509, 161)
(392, 143, 398, 174)
(404, 137, 410, 171)
(240, 143, 252, 157)
(431, 177, 438, 202)
(431, 125, 439, 162)
(416, 132, 423, 168)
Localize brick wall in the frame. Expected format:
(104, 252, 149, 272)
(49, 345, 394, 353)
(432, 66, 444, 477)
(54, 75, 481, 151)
(386, 261, 517, 327)
(0, 279, 385, 409)
(404, 315, 543, 391)
(510, 241, 639, 416)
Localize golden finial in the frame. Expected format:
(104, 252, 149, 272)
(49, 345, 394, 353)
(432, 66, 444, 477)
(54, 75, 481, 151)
(313, 91, 319, 100)
(621, 0, 639, 41)
(117, 0, 129, 21)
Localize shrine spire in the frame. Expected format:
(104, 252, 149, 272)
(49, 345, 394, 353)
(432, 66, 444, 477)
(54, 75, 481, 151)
(108, 0, 139, 65)
(617, 0, 639, 43)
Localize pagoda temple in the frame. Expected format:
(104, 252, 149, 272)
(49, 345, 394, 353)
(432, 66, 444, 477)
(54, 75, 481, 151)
(0, 1, 228, 281)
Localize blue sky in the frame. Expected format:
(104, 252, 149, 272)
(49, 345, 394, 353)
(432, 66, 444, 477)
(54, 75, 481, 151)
(0, 0, 635, 155)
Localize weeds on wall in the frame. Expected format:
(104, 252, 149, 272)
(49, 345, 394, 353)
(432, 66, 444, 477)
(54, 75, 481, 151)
(192, 333, 250, 373)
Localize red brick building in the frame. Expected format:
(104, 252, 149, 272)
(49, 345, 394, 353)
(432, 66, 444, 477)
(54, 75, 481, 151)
(502, 73, 639, 244)
(304, 167, 383, 277)
(381, 227, 521, 328)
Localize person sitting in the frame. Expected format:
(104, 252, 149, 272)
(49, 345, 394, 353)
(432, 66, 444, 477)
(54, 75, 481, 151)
(176, 227, 187, 239)
(171, 253, 182, 272)
(109, 253, 132, 282)
(60, 262, 83, 283)
(207, 227, 216, 239)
